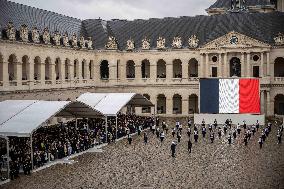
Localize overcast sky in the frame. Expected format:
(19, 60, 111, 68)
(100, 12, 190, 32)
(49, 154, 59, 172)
(9, 0, 215, 20)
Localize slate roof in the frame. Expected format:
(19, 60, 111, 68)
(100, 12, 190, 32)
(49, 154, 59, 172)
(209, 0, 274, 9)
(0, 0, 284, 50)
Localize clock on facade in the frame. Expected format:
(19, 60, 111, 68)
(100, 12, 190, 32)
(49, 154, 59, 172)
(230, 35, 238, 44)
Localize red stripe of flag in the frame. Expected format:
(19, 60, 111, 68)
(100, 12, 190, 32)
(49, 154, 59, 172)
(239, 79, 260, 114)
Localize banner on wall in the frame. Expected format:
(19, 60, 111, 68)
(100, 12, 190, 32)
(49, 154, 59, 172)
(200, 78, 260, 114)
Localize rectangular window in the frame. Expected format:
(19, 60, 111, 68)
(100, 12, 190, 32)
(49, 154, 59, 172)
(212, 67, 217, 77)
(253, 66, 259, 77)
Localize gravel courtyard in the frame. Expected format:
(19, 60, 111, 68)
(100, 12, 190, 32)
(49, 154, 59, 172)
(2, 124, 284, 189)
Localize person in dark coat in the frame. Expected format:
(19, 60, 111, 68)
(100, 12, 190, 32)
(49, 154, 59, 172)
(144, 132, 148, 144)
(171, 141, 177, 157)
(258, 137, 263, 149)
(210, 132, 215, 143)
(177, 132, 182, 143)
(188, 140, 192, 153)
(127, 134, 132, 145)
(244, 135, 248, 146)
(218, 127, 222, 139)
(277, 131, 282, 144)
(194, 130, 198, 142)
(228, 134, 232, 144)
(202, 126, 206, 138)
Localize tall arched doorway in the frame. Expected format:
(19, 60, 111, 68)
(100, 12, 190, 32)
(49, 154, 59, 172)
(230, 57, 241, 77)
(274, 94, 284, 115)
(189, 94, 198, 114)
(173, 94, 182, 114)
(157, 94, 166, 114)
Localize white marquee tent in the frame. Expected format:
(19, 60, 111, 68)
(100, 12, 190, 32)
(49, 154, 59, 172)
(76, 93, 154, 116)
(0, 100, 103, 137)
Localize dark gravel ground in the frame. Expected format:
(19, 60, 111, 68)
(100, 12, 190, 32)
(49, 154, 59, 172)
(2, 124, 284, 189)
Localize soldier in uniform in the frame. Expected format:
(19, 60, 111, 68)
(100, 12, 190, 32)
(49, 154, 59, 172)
(258, 137, 263, 149)
(144, 132, 148, 144)
(127, 133, 132, 145)
(194, 130, 198, 142)
(188, 140, 192, 153)
(210, 132, 215, 143)
(171, 141, 177, 157)
(202, 126, 206, 138)
(177, 131, 182, 143)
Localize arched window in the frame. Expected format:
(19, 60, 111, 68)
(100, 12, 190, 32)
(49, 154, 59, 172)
(274, 94, 284, 115)
(157, 59, 166, 78)
(34, 56, 41, 80)
(8, 54, 18, 81)
(126, 60, 135, 78)
(188, 58, 198, 77)
(141, 59, 150, 78)
(142, 94, 151, 113)
(100, 60, 109, 79)
(274, 57, 284, 77)
(55, 58, 60, 80)
(189, 94, 198, 114)
(173, 59, 182, 78)
(22, 55, 29, 80)
(45, 57, 51, 80)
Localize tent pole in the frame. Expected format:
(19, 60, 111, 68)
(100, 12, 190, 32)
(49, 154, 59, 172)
(105, 116, 108, 143)
(115, 116, 118, 141)
(30, 135, 33, 170)
(6, 137, 10, 180)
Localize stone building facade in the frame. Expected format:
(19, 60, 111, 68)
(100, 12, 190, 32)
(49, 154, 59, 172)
(0, 0, 284, 117)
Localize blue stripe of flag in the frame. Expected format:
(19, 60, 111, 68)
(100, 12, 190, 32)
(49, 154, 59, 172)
(200, 79, 219, 113)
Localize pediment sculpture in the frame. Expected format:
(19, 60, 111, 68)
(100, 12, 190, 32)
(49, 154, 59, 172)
(62, 32, 70, 47)
(157, 37, 166, 49)
(105, 36, 118, 50)
(126, 38, 135, 50)
(53, 31, 61, 46)
(202, 31, 270, 49)
(87, 37, 93, 49)
(274, 33, 284, 46)
(142, 37, 150, 50)
(79, 36, 86, 48)
(6, 22, 16, 40)
(32, 27, 40, 43)
(71, 33, 78, 48)
(172, 37, 182, 49)
(20, 24, 29, 42)
(42, 28, 51, 44)
(188, 35, 199, 48)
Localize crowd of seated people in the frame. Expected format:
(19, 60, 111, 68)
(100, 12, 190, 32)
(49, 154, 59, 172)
(0, 113, 154, 180)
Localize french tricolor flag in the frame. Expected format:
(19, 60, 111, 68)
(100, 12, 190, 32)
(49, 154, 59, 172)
(200, 78, 260, 114)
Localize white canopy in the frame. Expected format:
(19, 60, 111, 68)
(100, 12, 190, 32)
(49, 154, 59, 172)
(77, 93, 154, 116)
(0, 100, 37, 125)
(0, 100, 103, 137)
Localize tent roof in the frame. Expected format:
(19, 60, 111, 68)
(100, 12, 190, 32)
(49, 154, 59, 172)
(77, 93, 154, 116)
(0, 100, 103, 137)
(0, 100, 37, 125)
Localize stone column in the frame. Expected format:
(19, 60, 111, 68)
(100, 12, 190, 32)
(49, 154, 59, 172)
(182, 59, 188, 79)
(266, 91, 273, 116)
(205, 53, 209, 77)
(166, 60, 173, 81)
(241, 52, 245, 77)
(150, 59, 157, 82)
(27, 60, 34, 88)
(246, 53, 251, 77)
(266, 52, 270, 77)
(109, 59, 117, 82)
(84, 61, 89, 80)
(166, 95, 173, 115)
(218, 53, 222, 77)
(260, 52, 264, 77)
(260, 90, 265, 114)
(182, 95, 188, 116)
(16, 62, 22, 86)
(2, 60, 9, 87)
(77, 60, 82, 80)
(60, 60, 65, 82)
(199, 54, 204, 77)
(69, 62, 74, 81)
(135, 60, 141, 79)
(50, 62, 56, 83)
(224, 53, 228, 77)
(89, 61, 94, 80)
(40, 62, 45, 84)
